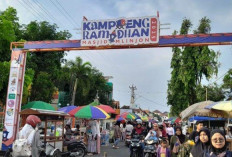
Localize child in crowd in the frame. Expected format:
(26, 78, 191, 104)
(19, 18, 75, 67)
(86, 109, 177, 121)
(157, 139, 171, 157)
(149, 131, 158, 141)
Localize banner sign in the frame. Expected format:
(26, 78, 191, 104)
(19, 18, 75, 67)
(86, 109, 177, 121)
(81, 16, 159, 46)
(2, 49, 26, 150)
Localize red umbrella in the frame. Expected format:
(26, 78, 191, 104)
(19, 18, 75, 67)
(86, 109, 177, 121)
(97, 104, 116, 114)
(68, 106, 84, 117)
(115, 115, 126, 122)
(175, 117, 182, 123)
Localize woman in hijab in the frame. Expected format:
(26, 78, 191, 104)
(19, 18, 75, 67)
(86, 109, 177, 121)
(170, 126, 188, 157)
(190, 127, 210, 157)
(209, 129, 232, 157)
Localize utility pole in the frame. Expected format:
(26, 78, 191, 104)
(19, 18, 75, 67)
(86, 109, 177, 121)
(129, 85, 137, 108)
(206, 87, 208, 101)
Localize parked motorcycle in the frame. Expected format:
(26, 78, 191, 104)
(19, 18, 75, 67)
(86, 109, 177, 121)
(40, 140, 87, 157)
(61, 141, 87, 157)
(144, 139, 159, 157)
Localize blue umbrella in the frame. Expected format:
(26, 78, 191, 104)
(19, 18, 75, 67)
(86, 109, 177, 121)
(58, 105, 77, 113)
(188, 116, 226, 122)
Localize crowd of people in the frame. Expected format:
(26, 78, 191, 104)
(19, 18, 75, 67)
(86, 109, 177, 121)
(9, 114, 232, 157)
(110, 119, 232, 157)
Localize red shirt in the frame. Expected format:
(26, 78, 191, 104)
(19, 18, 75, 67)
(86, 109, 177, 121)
(162, 129, 167, 137)
(135, 127, 144, 135)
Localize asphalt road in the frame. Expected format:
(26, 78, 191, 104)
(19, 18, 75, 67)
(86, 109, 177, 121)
(94, 141, 130, 157)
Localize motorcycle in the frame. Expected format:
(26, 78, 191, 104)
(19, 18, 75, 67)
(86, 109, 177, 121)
(130, 135, 143, 157)
(125, 131, 131, 147)
(40, 140, 87, 157)
(144, 139, 159, 157)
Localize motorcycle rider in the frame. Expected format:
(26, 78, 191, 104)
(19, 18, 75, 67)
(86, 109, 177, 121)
(131, 123, 144, 137)
(130, 122, 145, 157)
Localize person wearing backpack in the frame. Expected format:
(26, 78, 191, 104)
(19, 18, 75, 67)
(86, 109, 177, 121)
(13, 115, 42, 157)
(170, 126, 188, 157)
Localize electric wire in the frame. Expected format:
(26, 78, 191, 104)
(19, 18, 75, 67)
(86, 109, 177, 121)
(33, 0, 60, 24)
(136, 94, 168, 108)
(49, 0, 77, 29)
(32, 0, 73, 37)
(16, 0, 43, 21)
(54, 0, 80, 28)
(21, 0, 50, 22)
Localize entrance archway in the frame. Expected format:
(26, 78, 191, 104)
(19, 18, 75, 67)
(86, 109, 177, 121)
(2, 15, 232, 150)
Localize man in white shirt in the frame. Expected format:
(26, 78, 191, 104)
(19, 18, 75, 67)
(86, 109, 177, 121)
(125, 121, 134, 134)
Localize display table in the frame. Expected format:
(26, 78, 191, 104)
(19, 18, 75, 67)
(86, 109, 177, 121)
(227, 139, 232, 151)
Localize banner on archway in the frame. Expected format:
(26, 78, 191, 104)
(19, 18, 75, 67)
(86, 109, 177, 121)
(2, 49, 26, 150)
(81, 16, 159, 46)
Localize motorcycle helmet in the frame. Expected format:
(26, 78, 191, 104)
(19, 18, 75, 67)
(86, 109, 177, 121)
(26, 115, 41, 128)
(136, 119, 142, 124)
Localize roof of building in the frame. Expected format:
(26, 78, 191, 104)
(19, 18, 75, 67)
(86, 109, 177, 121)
(153, 110, 161, 113)
(121, 105, 130, 109)
(143, 110, 150, 114)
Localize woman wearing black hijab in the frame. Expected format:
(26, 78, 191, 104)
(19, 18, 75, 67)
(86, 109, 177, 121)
(190, 127, 210, 157)
(209, 129, 232, 157)
(170, 126, 188, 157)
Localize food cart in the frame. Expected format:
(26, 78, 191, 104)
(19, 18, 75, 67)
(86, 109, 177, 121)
(20, 108, 69, 152)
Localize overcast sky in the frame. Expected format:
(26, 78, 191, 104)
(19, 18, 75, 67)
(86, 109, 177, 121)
(1, 0, 232, 112)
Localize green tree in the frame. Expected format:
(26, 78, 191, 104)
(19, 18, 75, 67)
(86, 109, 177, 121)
(222, 69, 232, 100)
(0, 7, 18, 62)
(30, 72, 55, 102)
(22, 68, 35, 104)
(153, 113, 162, 122)
(0, 61, 10, 104)
(87, 68, 112, 105)
(167, 17, 219, 116)
(56, 57, 113, 107)
(196, 84, 225, 102)
(66, 57, 92, 106)
(21, 21, 71, 103)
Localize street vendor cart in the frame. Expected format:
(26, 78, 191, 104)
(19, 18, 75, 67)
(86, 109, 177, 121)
(20, 108, 69, 154)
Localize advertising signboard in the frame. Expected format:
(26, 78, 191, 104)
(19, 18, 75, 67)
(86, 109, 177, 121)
(2, 50, 26, 150)
(81, 16, 159, 47)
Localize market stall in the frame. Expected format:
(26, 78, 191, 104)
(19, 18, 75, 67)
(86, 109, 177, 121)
(20, 108, 69, 151)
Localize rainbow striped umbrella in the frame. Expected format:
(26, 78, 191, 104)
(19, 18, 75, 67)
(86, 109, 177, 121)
(74, 105, 110, 119)
(121, 112, 136, 120)
(115, 115, 126, 121)
(58, 105, 77, 113)
(131, 113, 141, 119)
(68, 106, 84, 117)
(142, 116, 149, 122)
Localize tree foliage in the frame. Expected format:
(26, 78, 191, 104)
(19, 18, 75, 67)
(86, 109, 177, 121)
(0, 7, 18, 62)
(196, 84, 225, 102)
(20, 21, 71, 103)
(167, 17, 219, 116)
(222, 69, 232, 100)
(0, 62, 10, 104)
(56, 57, 112, 107)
